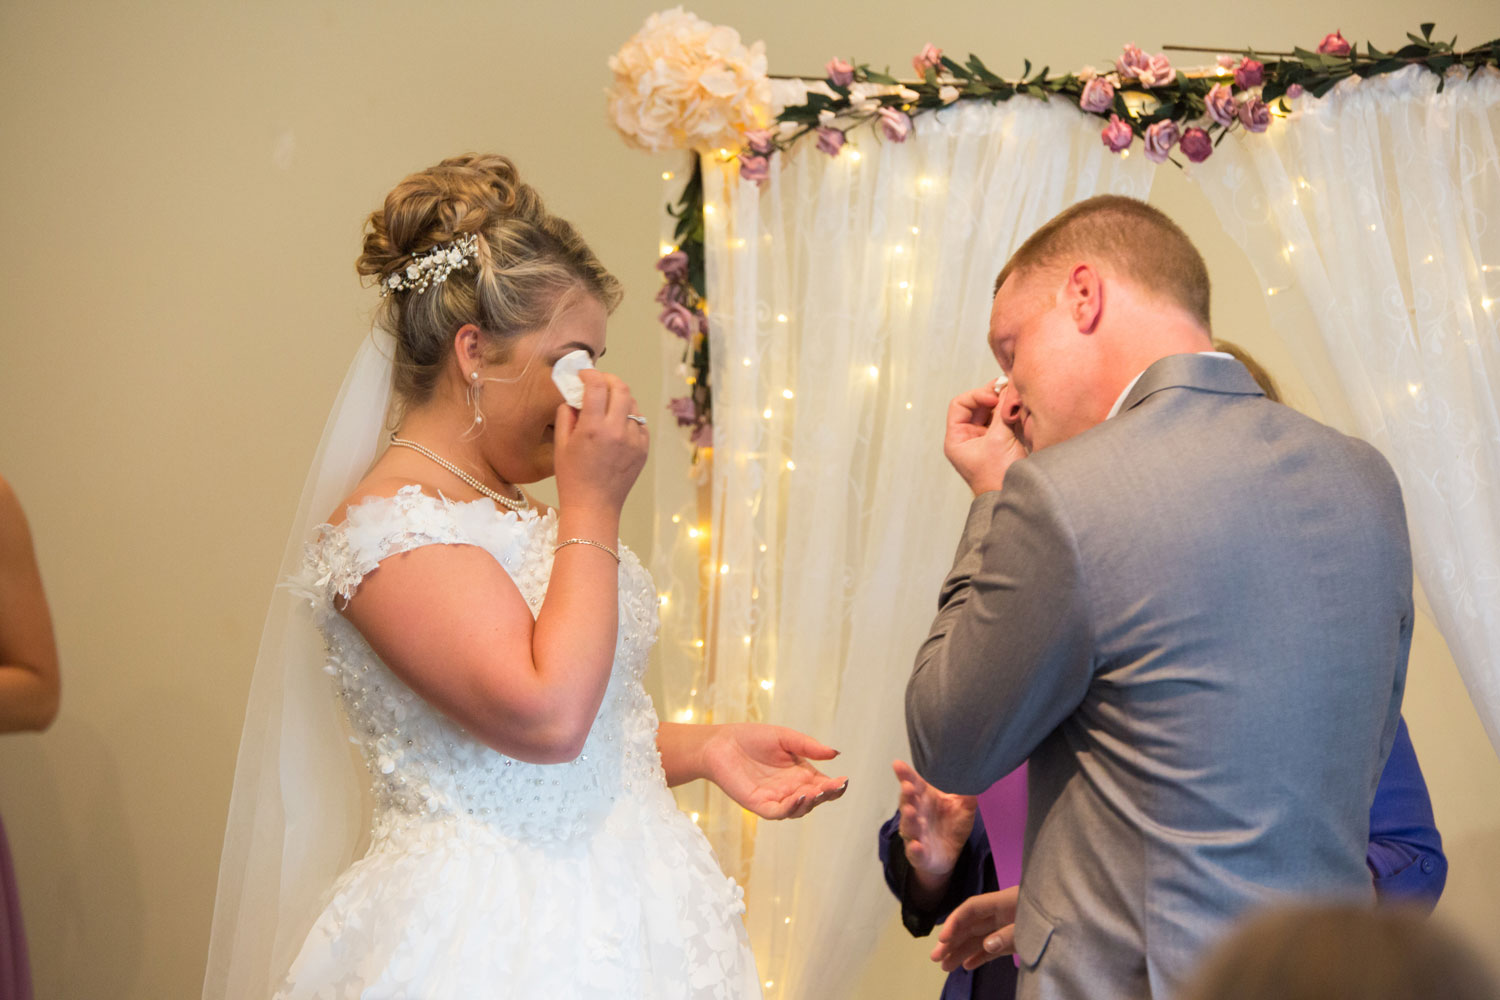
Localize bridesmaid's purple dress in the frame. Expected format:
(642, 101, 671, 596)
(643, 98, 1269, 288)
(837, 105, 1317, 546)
(0, 815, 32, 1000)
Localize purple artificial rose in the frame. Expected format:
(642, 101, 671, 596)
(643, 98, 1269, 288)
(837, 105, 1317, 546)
(655, 282, 684, 307)
(689, 423, 713, 449)
(745, 129, 775, 156)
(1238, 97, 1271, 133)
(659, 300, 697, 340)
(1116, 44, 1151, 78)
(815, 126, 846, 156)
(1317, 31, 1352, 57)
(656, 250, 689, 282)
(1179, 127, 1213, 163)
(1079, 77, 1116, 113)
(667, 396, 698, 427)
(1143, 119, 1181, 163)
(878, 106, 911, 143)
(1286, 83, 1305, 99)
(739, 154, 771, 185)
(1137, 53, 1176, 88)
(825, 57, 855, 88)
(1101, 114, 1133, 153)
(1234, 58, 1264, 89)
(1205, 83, 1237, 127)
(912, 43, 943, 77)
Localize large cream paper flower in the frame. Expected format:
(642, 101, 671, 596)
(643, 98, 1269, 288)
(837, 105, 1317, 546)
(608, 7, 770, 153)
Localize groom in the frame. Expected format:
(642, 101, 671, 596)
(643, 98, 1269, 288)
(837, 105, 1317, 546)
(905, 196, 1412, 999)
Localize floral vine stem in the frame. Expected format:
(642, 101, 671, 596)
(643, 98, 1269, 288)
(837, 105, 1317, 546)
(659, 155, 713, 457)
(640, 24, 1499, 448)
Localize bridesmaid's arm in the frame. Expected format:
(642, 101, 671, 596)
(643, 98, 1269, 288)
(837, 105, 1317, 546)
(657, 722, 849, 820)
(0, 476, 60, 734)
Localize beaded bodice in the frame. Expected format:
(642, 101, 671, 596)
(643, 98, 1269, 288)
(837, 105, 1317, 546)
(296, 486, 668, 847)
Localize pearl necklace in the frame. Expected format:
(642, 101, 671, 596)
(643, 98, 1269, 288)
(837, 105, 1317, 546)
(387, 435, 530, 511)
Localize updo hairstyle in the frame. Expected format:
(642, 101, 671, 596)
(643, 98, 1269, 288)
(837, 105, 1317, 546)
(356, 153, 623, 405)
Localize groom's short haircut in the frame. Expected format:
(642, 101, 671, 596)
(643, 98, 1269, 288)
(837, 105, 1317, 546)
(994, 195, 1212, 331)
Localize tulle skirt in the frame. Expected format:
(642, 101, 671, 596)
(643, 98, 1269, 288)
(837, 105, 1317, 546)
(275, 786, 760, 999)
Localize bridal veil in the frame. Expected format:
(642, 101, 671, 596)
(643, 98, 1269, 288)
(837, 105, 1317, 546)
(202, 330, 394, 999)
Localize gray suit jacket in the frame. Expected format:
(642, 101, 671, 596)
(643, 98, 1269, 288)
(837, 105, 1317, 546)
(906, 354, 1412, 999)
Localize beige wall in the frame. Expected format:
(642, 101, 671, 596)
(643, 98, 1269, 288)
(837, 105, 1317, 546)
(1, 2, 1495, 997)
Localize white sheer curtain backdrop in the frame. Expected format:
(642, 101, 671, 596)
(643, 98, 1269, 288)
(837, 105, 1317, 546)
(674, 92, 1151, 999)
(1192, 65, 1500, 754)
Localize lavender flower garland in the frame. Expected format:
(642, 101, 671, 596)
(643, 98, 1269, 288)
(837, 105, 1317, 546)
(655, 25, 1499, 447)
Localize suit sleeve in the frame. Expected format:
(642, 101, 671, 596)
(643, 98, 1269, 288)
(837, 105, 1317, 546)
(1367, 716, 1446, 909)
(906, 461, 1094, 794)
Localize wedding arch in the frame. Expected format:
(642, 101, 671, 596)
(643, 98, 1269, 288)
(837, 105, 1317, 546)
(609, 13, 1500, 998)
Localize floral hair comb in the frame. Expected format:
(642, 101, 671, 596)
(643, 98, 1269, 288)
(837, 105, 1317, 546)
(380, 234, 480, 296)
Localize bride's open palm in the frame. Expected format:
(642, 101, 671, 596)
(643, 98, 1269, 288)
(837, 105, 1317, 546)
(702, 724, 849, 820)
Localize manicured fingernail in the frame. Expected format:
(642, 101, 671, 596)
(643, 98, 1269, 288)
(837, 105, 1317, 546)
(796, 795, 806, 805)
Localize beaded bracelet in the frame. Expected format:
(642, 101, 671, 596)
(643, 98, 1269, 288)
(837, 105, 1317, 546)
(553, 537, 621, 563)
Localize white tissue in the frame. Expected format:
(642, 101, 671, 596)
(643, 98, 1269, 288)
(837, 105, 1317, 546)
(993, 372, 1009, 392)
(551, 349, 594, 408)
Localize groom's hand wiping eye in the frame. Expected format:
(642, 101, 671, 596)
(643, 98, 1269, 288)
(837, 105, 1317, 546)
(944, 380, 1028, 496)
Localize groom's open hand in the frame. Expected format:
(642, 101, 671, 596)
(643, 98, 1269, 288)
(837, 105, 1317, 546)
(944, 380, 1028, 495)
(702, 724, 848, 820)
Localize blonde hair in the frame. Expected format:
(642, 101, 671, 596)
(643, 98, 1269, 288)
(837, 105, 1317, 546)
(994, 195, 1211, 331)
(1179, 904, 1497, 1000)
(356, 153, 623, 405)
(1213, 339, 1282, 402)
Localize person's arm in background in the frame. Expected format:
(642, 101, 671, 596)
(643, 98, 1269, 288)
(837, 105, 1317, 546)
(1368, 716, 1445, 910)
(881, 806, 993, 936)
(0, 475, 59, 733)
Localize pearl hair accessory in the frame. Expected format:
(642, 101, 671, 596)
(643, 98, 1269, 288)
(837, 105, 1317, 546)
(380, 234, 481, 296)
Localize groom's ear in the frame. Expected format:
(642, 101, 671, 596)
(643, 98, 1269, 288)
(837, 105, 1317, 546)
(1063, 264, 1103, 335)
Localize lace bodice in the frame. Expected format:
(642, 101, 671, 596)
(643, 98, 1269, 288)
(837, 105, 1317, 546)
(276, 486, 759, 998)
(294, 486, 670, 847)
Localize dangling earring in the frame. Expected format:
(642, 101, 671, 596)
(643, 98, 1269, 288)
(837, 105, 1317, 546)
(467, 372, 485, 427)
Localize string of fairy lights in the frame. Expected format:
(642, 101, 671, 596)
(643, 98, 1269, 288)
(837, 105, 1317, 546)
(645, 61, 1497, 1000)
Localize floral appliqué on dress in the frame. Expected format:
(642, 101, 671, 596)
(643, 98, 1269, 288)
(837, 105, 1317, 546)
(274, 487, 758, 999)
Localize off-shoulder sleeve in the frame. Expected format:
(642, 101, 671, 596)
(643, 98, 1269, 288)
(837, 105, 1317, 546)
(291, 485, 532, 611)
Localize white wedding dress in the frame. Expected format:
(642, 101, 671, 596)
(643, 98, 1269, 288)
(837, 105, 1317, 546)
(270, 485, 761, 999)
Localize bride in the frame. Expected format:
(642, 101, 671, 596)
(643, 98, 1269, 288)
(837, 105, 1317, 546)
(204, 153, 846, 999)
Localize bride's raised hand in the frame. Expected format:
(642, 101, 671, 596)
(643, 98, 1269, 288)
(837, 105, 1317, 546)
(702, 724, 849, 820)
(553, 369, 649, 514)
